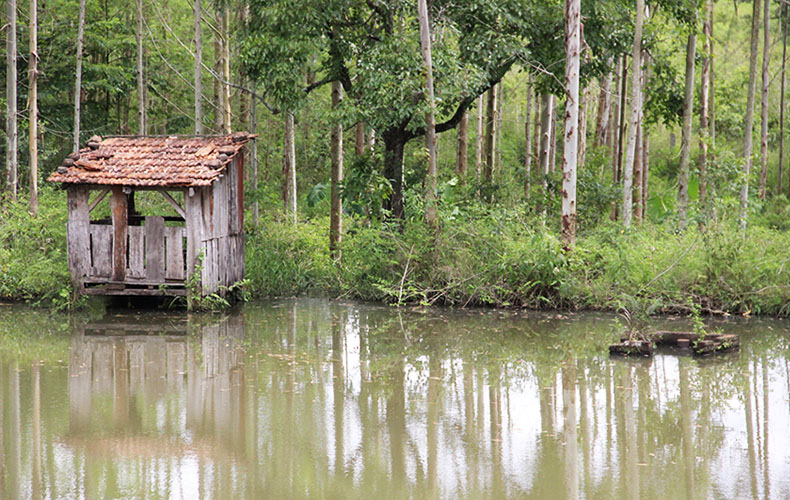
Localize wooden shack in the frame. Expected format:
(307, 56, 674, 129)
(48, 133, 254, 298)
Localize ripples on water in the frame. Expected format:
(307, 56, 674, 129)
(1, 298, 789, 499)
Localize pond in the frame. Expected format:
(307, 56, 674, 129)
(1, 298, 789, 499)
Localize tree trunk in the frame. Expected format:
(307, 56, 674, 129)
(699, 0, 713, 204)
(251, 92, 259, 225)
(355, 122, 366, 156)
(330, 81, 343, 261)
(549, 99, 558, 173)
(781, 2, 787, 197)
(741, 0, 761, 228)
(539, 93, 554, 214)
(633, 123, 642, 222)
(136, 0, 145, 135)
(417, 0, 437, 226)
(29, 0, 38, 215)
(6, 0, 17, 200)
(594, 69, 612, 149)
(457, 109, 468, 180)
(578, 86, 590, 170)
(562, 0, 580, 249)
(73, 0, 86, 150)
(213, 12, 222, 132)
(642, 132, 650, 217)
(194, 0, 203, 134)
(524, 85, 533, 198)
(622, 0, 644, 228)
(759, 0, 770, 200)
(483, 86, 497, 182)
(222, 6, 231, 134)
(495, 81, 503, 174)
(475, 96, 483, 181)
(383, 132, 406, 219)
(283, 112, 297, 224)
(678, 30, 696, 230)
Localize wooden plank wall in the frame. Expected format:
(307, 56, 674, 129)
(89, 225, 112, 277)
(145, 216, 165, 282)
(128, 226, 145, 279)
(67, 186, 91, 291)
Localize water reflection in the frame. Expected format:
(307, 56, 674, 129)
(1, 299, 790, 499)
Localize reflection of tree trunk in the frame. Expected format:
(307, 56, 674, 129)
(489, 370, 503, 497)
(31, 361, 41, 500)
(679, 361, 695, 499)
(562, 364, 578, 500)
(463, 362, 477, 492)
(623, 366, 639, 500)
(427, 356, 442, 493)
(387, 360, 406, 490)
(577, 360, 592, 496)
(9, 363, 21, 500)
(762, 359, 770, 499)
(745, 364, 759, 500)
(332, 310, 346, 479)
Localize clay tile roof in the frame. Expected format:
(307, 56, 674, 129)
(47, 133, 255, 188)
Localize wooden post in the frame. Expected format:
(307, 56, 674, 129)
(67, 186, 90, 294)
(110, 187, 128, 282)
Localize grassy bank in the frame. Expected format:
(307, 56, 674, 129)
(3, 188, 790, 316)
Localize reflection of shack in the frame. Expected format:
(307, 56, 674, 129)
(67, 313, 246, 457)
(48, 134, 253, 298)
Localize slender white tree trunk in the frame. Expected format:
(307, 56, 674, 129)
(251, 93, 258, 225)
(355, 122, 365, 156)
(418, 0, 437, 225)
(29, 0, 38, 215)
(780, 2, 788, 197)
(678, 30, 697, 230)
(741, 0, 761, 228)
(136, 0, 146, 134)
(286, 113, 297, 224)
(700, 0, 712, 204)
(73, 0, 86, 150)
(475, 96, 483, 181)
(222, 6, 231, 133)
(622, 0, 645, 228)
(562, 0, 580, 248)
(759, 0, 770, 200)
(594, 69, 612, 149)
(330, 81, 343, 260)
(6, 0, 18, 199)
(194, 0, 203, 134)
(525, 85, 533, 198)
(457, 110, 468, 179)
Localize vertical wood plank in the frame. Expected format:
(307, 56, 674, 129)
(237, 154, 244, 232)
(110, 188, 128, 282)
(185, 188, 203, 283)
(165, 226, 185, 280)
(145, 216, 165, 282)
(67, 186, 90, 292)
(90, 225, 112, 277)
(128, 226, 145, 279)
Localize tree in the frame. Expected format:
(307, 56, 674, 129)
(6, 0, 18, 200)
(418, 0, 437, 226)
(330, 81, 343, 260)
(524, 85, 533, 198)
(29, 0, 38, 215)
(741, 0, 761, 228)
(561, 0, 580, 249)
(781, 1, 788, 196)
(539, 93, 555, 211)
(241, 0, 543, 219)
(283, 112, 296, 224)
(476, 96, 484, 181)
(758, 0, 770, 200)
(483, 86, 497, 183)
(677, 27, 696, 230)
(698, 0, 713, 204)
(136, 0, 146, 134)
(73, 0, 87, 150)
(194, 0, 203, 134)
(622, 0, 644, 228)
(594, 69, 612, 149)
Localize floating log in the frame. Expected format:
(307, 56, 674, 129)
(610, 330, 739, 357)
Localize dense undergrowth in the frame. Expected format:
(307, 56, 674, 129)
(4, 187, 790, 316)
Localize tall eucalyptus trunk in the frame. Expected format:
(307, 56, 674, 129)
(562, 0, 581, 249)
(136, 0, 146, 134)
(578, 86, 590, 170)
(330, 81, 343, 261)
(678, 30, 697, 230)
(594, 70, 612, 149)
(29, 0, 38, 215)
(622, 0, 645, 228)
(524, 85, 533, 198)
(73, 0, 86, 149)
(355, 122, 366, 156)
(222, 6, 231, 133)
(283, 112, 297, 224)
(6, 0, 17, 199)
(699, 0, 713, 203)
(781, 2, 788, 196)
(741, 0, 761, 228)
(483, 86, 497, 182)
(417, 0, 437, 226)
(759, 0, 771, 200)
(457, 110, 469, 180)
(194, 0, 203, 134)
(475, 96, 483, 181)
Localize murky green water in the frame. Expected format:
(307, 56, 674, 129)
(1, 299, 789, 499)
